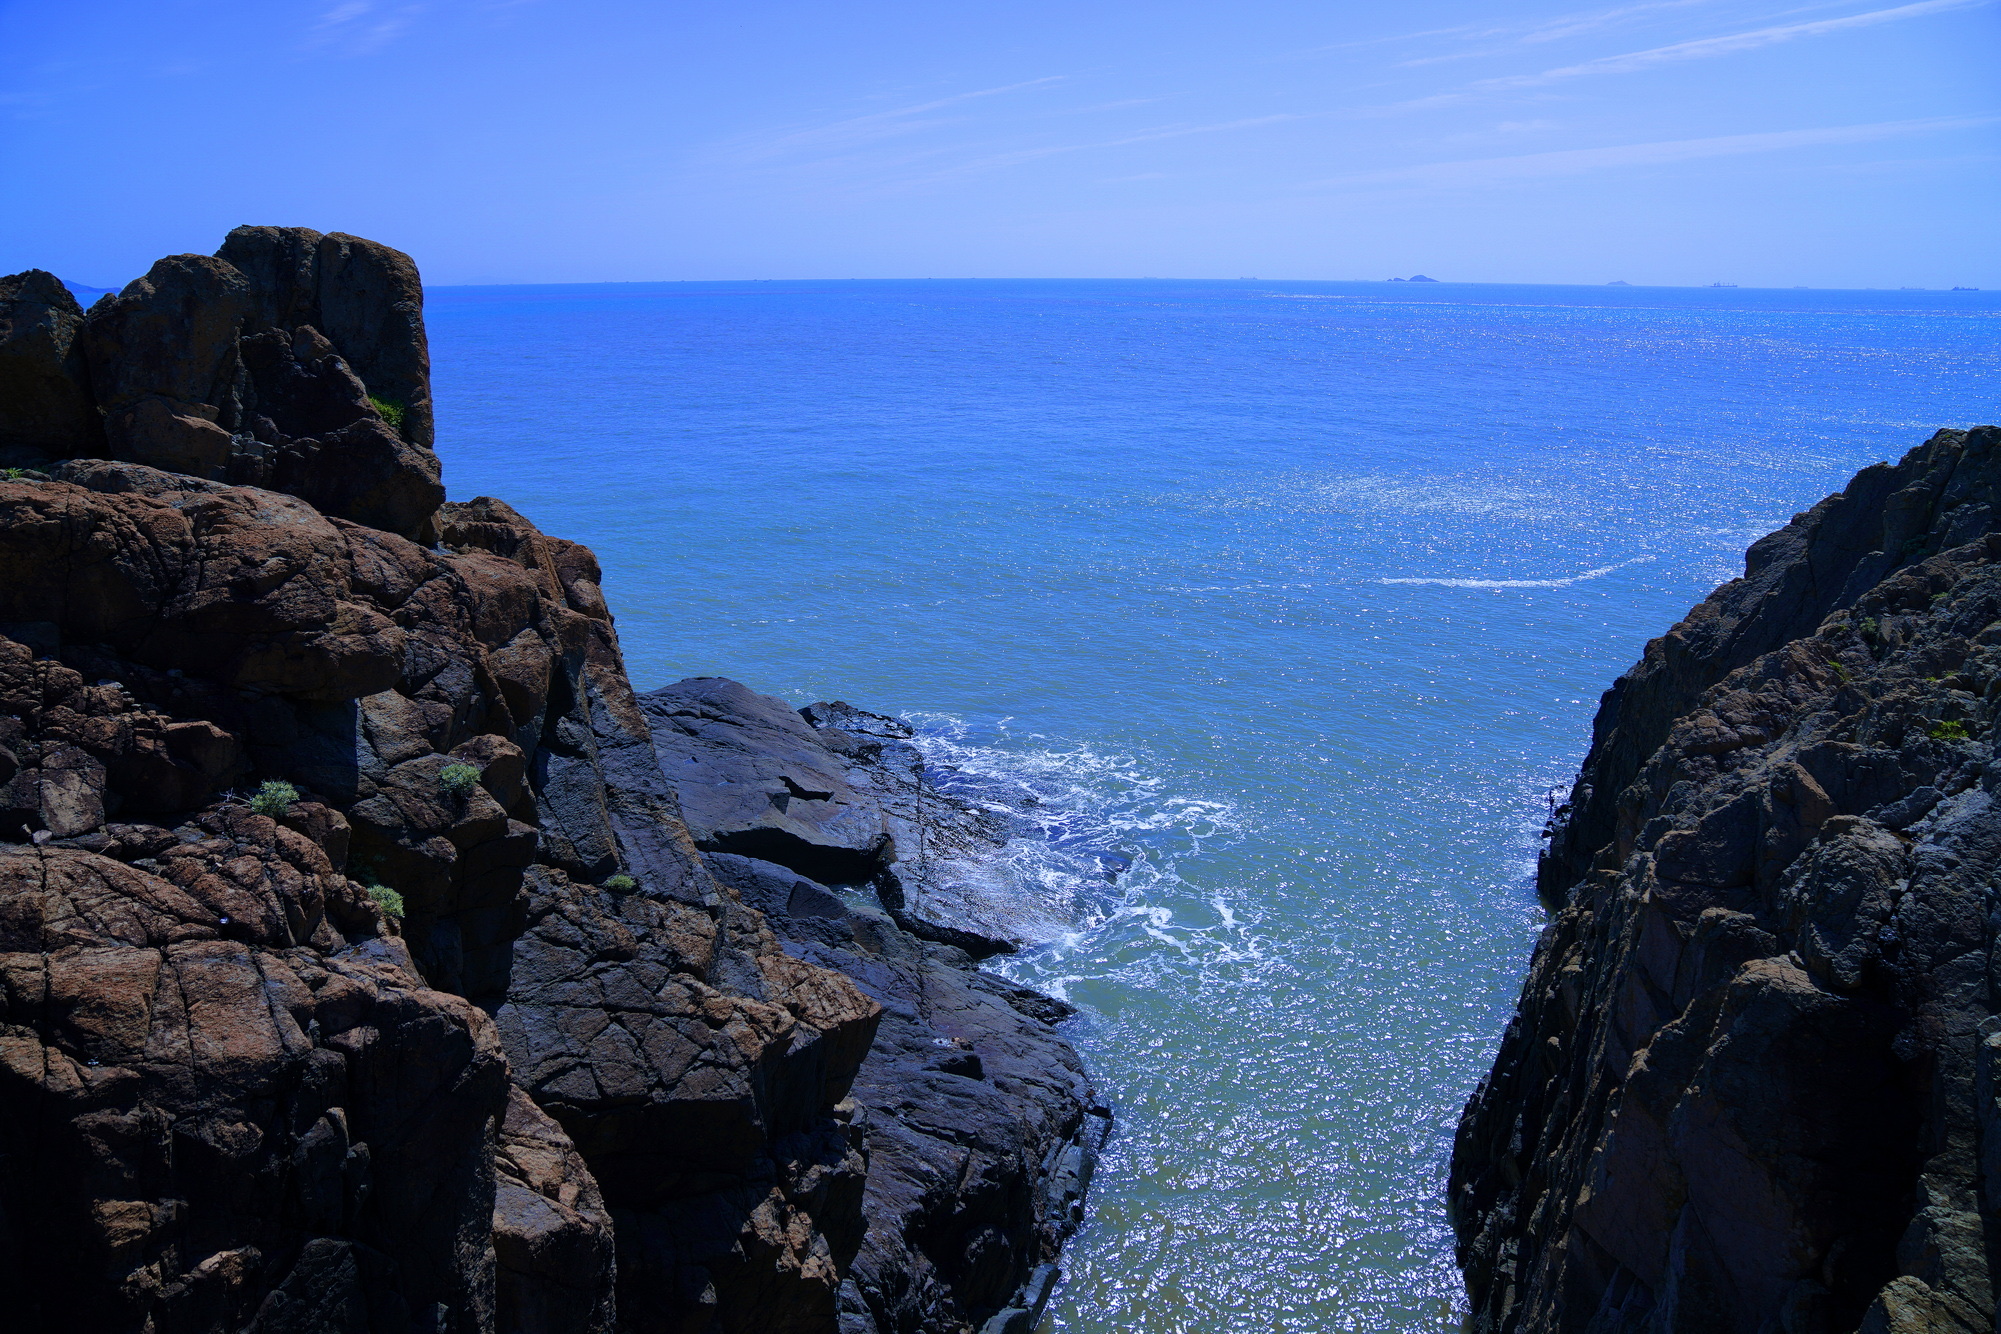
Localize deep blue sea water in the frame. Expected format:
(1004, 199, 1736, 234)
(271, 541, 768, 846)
(427, 279, 2000, 1332)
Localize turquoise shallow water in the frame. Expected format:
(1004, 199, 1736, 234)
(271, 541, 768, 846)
(428, 279, 2000, 1331)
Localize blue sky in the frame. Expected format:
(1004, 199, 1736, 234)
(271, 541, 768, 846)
(2, 0, 1996, 286)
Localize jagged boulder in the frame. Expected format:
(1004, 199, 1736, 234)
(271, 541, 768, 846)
(0, 268, 101, 459)
(83, 254, 251, 478)
(0, 227, 442, 539)
(494, 1085, 618, 1334)
(218, 226, 435, 450)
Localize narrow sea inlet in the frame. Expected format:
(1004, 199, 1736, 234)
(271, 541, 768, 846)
(430, 279, 1999, 1331)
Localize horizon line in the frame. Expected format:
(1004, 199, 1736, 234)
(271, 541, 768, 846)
(404, 276, 1990, 292)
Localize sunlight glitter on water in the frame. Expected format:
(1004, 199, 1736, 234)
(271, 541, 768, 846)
(898, 711, 1550, 1331)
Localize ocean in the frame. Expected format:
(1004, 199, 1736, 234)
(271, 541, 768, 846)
(427, 279, 2000, 1332)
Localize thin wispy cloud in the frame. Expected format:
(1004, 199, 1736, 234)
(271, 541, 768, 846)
(1473, 0, 1992, 88)
(1518, 0, 1738, 43)
(1292, 25, 1490, 57)
(1396, 0, 1731, 65)
(737, 78, 1067, 160)
(1310, 115, 1995, 189)
(308, 0, 424, 54)
(899, 114, 1304, 185)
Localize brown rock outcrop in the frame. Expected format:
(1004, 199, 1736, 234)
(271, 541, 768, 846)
(8, 230, 442, 540)
(0, 228, 1097, 1334)
(1454, 426, 2001, 1333)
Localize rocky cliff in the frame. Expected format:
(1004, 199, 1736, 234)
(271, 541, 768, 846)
(1454, 425, 2001, 1333)
(0, 231, 1100, 1334)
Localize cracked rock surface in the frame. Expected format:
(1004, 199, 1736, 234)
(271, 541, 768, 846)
(1455, 425, 2001, 1334)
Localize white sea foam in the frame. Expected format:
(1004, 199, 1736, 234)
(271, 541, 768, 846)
(1377, 554, 1655, 588)
(900, 713, 1257, 984)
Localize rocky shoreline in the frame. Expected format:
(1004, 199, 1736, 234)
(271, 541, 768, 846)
(0, 230, 1101, 1333)
(1454, 425, 2001, 1333)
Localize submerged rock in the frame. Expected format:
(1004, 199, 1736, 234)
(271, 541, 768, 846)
(1455, 425, 2001, 1333)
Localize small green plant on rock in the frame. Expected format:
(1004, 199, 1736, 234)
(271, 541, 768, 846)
(1929, 720, 1972, 742)
(249, 780, 299, 817)
(439, 763, 482, 797)
(1859, 617, 1882, 643)
(1, 468, 24, 481)
(604, 874, 636, 891)
(367, 884, 406, 919)
(367, 396, 406, 431)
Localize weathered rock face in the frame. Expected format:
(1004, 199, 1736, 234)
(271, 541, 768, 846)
(495, 859, 881, 1334)
(0, 230, 1098, 1334)
(0, 814, 508, 1334)
(1454, 426, 2001, 1334)
(217, 227, 436, 453)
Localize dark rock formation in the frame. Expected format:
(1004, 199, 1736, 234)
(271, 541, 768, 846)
(639, 680, 1108, 1332)
(217, 227, 435, 452)
(642, 679, 894, 885)
(1454, 426, 2001, 1333)
(0, 802, 507, 1333)
(0, 232, 1097, 1333)
(0, 269, 101, 457)
(645, 682, 1048, 953)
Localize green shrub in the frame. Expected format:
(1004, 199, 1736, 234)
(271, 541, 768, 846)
(1859, 617, 1881, 642)
(1929, 720, 1971, 742)
(1, 468, 24, 481)
(368, 396, 406, 431)
(439, 763, 482, 796)
(367, 884, 406, 919)
(249, 780, 299, 817)
(604, 874, 636, 891)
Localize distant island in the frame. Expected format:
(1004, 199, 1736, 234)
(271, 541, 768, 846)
(1388, 274, 1439, 283)
(1607, 280, 1630, 286)
(59, 279, 117, 302)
